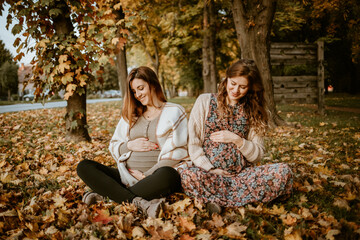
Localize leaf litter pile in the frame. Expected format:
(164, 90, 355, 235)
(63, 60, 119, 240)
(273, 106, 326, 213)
(0, 101, 359, 239)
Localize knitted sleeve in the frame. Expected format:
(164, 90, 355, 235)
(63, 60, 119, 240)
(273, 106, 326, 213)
(238, 128, 265, 163)
(108, 118, 130, 161)
(156, 103, 189, 162)
(188, 94, 214, 171)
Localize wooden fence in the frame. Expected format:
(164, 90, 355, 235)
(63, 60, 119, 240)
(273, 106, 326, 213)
(270, 41, 325, 114)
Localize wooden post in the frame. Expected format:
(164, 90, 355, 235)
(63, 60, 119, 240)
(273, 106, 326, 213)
(317, 40, 325, 115)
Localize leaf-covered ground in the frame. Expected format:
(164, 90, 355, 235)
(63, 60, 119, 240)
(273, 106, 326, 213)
(0, 99, 359, 240)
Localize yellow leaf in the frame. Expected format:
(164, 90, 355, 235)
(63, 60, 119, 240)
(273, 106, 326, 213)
(64, 91, 73, 100)
(132, 226, 145, 238)
(292, 146, 301, 151)
(170, 197, 192, 213)
(59, 55, 68, 63)
(268, 205, 286, 215)
(112, 37, 119, 45)
(225, 222, 247, 238)
(298, 195, 308, 204)
(79, 74, 88, 87)
(343, 191, 357, 201)
(66, 83, 77, 92)
(52, 194, 67, 208)
(238, 207, 245, 219)
(319, 122, 326, 126)
(281, 213, 297, 226)
(318, 218, 331, 227)
(325, 229, 340, 240)
(284, 227, 302, 240)
(247, 204, 263, 213)
(114, 2, 121, 9)
(37, 39, 49, 48)
(58, 60, 71, 74)
(300, 207, 313, 219)
(0, 209, 17, 217)
(179, 217, 196, 232)
(333, 198, 350, 211)
(61, 72, 74, 84)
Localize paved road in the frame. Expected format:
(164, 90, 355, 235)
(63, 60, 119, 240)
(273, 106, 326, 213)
(0, 98, 122, 114)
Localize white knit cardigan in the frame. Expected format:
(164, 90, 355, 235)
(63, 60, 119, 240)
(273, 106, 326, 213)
(188, 93, 265, 171)
(109, 102, 189, 185)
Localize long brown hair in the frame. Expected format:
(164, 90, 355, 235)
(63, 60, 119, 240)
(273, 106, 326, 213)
(217, 59, 268, 134)
(121, 66, 166, 127)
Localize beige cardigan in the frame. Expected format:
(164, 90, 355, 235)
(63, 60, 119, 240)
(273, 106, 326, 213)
(188, 93, 265, 171)
(109, 102, 190, 186)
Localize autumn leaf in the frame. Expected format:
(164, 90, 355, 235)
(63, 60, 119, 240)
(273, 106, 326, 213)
(281, 213, 298, 226)
(58, 60, 71, 74)
(132, 226, 145, 238)
(284, 227, 302, 240)
(169, 197, 192, 213)
(325, 229, 340, 240)
(223, 222, 247, 238)
(179, 216, 196, 232)
(52, 194, 67, 208)
(268, 204, 286, 215)
(92, 209, 114, 224)
(61, 72, 74, 84)
(333, 198, 350, 211)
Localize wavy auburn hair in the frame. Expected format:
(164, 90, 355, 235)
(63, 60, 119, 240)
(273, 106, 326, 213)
(121, 66, 166, 127)
(217, 59, 268, 134)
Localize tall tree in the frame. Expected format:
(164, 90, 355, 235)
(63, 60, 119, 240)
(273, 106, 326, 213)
(4, 0, 126, 141)
(113, 5, 128, 97)
(0, 39, 17, 100)
(0, 61, 18, 100)
(0, 40, 13, 66)
(202, 0, 217, 93)
(232, 0, 282, 125)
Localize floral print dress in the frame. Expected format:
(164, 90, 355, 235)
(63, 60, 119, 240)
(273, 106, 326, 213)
(179, 94, 293, 207)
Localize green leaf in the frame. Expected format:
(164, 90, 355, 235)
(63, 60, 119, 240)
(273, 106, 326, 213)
(84, 16, 92, 22)
(11, 24, 22, 35)
(49, 8, 62, 17)
(77, 87, 85, 96)
(77, 59, 86, 68)
(89, 62, 100, 72)
(95, 33, 104, 42)
(98, 54, 109, 66)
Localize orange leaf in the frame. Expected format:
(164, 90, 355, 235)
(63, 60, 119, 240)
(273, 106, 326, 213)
(92, 209, 114, 224)
(179, 217, 196, 232)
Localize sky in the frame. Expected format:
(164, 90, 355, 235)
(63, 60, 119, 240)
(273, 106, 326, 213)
(0, 4, 35, 65)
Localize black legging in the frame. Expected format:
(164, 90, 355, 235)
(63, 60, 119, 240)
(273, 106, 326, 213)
(77, 159, 182, 203)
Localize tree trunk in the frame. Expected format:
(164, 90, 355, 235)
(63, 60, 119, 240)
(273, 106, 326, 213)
(114, 6, 128, 97)
(232, 0, 284, 126)
(202, 0, 217, 93)
(52, 0, 91, 141)
(65, 89, 91, 142)
(116, 46, 127, 97)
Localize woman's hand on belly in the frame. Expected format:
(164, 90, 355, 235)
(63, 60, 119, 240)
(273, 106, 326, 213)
(210, 130, 243, 147)
(208, 168, 235, 177)
(127, 138, 159, 152)
(129, 169, 145, 180)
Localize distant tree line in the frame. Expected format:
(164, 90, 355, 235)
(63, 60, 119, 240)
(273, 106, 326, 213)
(0, 39, 18, 101)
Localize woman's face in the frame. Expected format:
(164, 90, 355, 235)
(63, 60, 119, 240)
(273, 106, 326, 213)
(131, 78, 152, 106)
(226, 76, 249, 105)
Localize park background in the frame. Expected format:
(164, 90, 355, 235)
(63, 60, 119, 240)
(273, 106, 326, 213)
(0, 0, 359, 239)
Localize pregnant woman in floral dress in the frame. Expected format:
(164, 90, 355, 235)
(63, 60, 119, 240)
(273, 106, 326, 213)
(179, 59, 293, 212)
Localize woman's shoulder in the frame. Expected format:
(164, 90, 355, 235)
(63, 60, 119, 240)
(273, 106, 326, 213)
(192, 93, 212, 110)
(197, 93, 212, 101)
(163, 102, 186, 115)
